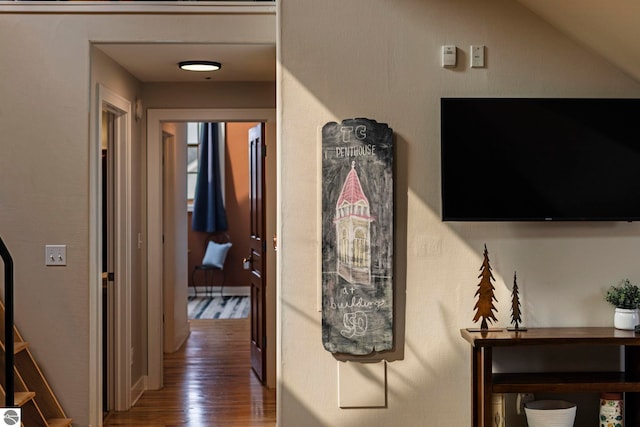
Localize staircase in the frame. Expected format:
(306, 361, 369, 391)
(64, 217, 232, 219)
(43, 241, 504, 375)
(0, 301, 72, 427)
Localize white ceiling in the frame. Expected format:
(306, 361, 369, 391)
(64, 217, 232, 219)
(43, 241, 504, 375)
(95, 43, 276, 83)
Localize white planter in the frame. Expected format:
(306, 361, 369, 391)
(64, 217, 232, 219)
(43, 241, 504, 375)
(614, 308, 639, 330)
(524, 400, 576, 427)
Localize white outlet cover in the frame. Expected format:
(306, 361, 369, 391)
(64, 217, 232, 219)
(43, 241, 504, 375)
(471, 45, 485, 68)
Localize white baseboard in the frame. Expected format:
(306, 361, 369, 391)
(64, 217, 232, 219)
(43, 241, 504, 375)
(131, 375, 147, 407)
(167, 322, 191, 353)
(189, 285, 249, 296)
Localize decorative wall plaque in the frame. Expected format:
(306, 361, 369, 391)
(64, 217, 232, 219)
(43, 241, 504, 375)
(321, 118, 394, 355)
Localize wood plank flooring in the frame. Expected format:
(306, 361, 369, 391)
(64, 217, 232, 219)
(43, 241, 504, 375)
(103, 319, 276, 427)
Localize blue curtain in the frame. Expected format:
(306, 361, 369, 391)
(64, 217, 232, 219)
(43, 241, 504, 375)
(192, 123, 228, 232)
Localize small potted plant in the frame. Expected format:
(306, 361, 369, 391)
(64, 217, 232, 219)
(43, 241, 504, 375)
(605, 279, 640, 330)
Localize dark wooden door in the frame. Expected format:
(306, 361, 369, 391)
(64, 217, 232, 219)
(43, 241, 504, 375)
(249, 123, 267, 383)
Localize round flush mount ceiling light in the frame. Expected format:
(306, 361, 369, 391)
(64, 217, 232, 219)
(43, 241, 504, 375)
(178, 61, 222, 72)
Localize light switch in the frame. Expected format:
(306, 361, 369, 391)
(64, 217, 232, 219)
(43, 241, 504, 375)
(471, 45, 485, 68)
(442, 45, 457, 68)
(45, 245, 67, 266)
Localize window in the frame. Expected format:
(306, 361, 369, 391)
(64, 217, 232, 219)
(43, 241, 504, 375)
(186, 122, 226, 209)
(187, 122, 200, 205)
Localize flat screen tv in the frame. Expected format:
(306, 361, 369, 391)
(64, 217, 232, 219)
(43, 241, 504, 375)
(441, 98, 640, 221)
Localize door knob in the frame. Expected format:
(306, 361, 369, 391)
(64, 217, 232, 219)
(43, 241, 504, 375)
(242, 255, 252, 270)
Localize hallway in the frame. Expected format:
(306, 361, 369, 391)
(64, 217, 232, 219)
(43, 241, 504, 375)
(103, 319, 276, 426)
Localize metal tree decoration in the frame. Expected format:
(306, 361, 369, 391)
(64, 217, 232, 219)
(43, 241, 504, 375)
(472, 244, 498, 330)
(508, 272, 526, 331)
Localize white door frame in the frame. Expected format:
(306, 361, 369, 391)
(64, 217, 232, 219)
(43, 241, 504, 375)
(90, 85, 133, 423)
(146, 108, 276, 389)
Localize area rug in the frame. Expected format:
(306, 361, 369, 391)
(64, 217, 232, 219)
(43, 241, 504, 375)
(188, 296, 250, 320)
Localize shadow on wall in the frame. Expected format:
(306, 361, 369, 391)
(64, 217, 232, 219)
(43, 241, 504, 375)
(279, 339, 468, 426)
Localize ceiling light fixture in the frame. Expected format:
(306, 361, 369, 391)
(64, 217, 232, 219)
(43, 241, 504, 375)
(178, 61, 222, 72)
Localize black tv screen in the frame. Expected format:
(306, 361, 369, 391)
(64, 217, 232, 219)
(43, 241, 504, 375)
(441, 98, 640, 221)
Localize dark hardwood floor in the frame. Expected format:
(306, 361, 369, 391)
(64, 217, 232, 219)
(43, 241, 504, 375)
(103, 319, 276, 427)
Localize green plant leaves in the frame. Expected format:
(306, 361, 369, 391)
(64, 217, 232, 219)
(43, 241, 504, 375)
(605, 278, 640, 309)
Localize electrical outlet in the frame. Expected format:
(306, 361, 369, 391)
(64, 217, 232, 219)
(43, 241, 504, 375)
(516, 393, 535, 415)
(45, 245, 67, 266)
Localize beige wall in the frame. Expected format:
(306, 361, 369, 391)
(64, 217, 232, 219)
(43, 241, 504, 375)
(142, 82, 275, 110)
(279, 0, 640, 426)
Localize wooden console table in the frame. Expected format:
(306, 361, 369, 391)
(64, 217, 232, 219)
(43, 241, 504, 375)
(460, 327, 640, 427)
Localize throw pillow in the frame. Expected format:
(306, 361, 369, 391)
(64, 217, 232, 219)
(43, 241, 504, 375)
(202, 241, 232, 269)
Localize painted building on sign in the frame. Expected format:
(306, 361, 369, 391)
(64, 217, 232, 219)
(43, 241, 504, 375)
(322, 118, 393, 355)
(335, 161, 374, 285)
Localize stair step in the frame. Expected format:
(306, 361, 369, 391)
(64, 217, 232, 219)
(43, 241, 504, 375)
(14, 341, 29, 354)
(0, 340, 28, 354)
(0, 300, 71, 425)
(46, 418, 73, 427)
(13, 391, 35, 406)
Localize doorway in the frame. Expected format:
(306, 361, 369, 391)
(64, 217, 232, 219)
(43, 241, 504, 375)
(146, 109, 277, 390)
(97, 85, 134, 414)
(87, 9, 277, 424)
(186, 122, 254, 306)
(184, 122, 262, 379)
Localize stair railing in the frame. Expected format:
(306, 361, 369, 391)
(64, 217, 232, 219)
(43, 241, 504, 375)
(0, 237, 14, 407)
